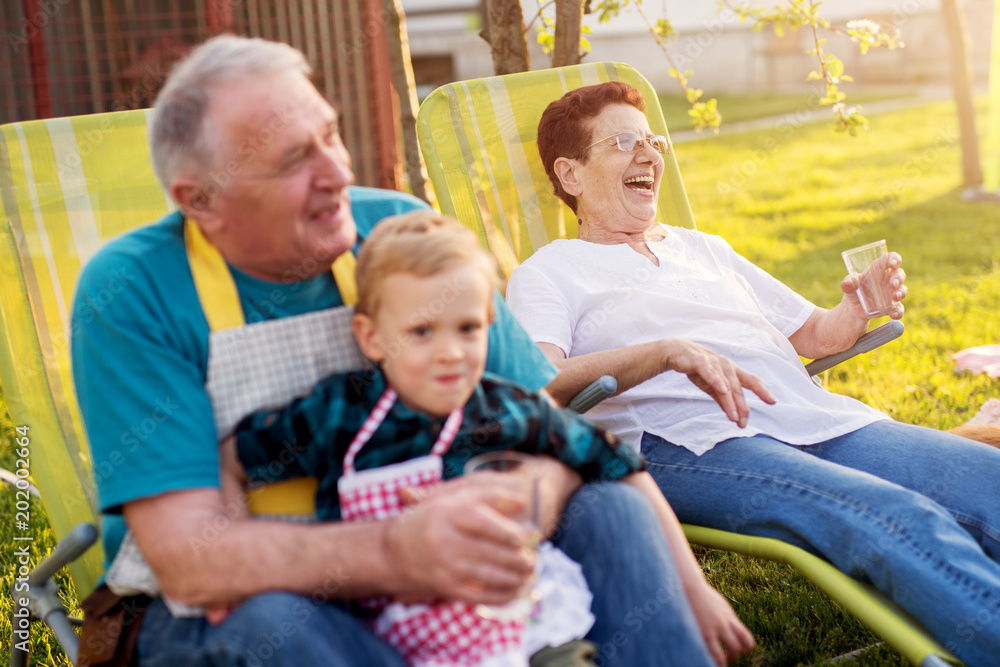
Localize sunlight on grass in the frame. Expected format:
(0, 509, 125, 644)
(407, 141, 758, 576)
(674, 96, 997, 665)
(679, 97, 998, 434)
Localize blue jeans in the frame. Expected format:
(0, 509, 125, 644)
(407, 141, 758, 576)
(136, 483, 714, 666)
(641, 421, 1000, 667)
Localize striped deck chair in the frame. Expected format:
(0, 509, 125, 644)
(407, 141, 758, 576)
(0, 107, 615, 666)
(0, 109, 377, 665)
(415, 62, 957, 667)
(1, 110, 163, 663)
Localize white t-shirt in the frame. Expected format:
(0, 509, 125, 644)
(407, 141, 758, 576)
(506, 225, 888, 455)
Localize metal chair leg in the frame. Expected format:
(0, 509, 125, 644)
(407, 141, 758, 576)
(17, 523, 99, 666)
(9, 593, 30, 667)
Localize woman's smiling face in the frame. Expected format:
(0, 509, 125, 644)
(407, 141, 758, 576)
(568, 104, 664, 233)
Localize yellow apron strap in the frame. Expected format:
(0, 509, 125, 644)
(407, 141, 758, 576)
(331, 251, 358, 306)
(184, 218, 359, 516)
(184, 220, 245, 332)
(246, 477, 320, 516)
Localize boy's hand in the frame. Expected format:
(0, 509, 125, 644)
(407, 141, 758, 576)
(205, 603, 238, 626)
(687, 581, 756, 665)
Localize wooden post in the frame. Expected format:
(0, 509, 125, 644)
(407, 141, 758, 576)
(381, 0, 432, 202)
(941, 0, 984, 188)
(553, 0, 584, 68)
(984, 0, 1000, 192)
(206, 0, 235, 34)
(364, 0, 400, 190)
(22, 0, 53, 118)
(483, 0, 529, 75)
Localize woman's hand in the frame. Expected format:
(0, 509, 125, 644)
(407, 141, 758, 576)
(686, 580, 756, 665)
(662, 339, 776, 428)
(840, 251, 907, 321)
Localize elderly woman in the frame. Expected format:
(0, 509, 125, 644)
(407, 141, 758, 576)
(506, 81, 1000, 666)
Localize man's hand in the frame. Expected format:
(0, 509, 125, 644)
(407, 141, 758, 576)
(388, 481, 537, 605)
(662, 339, 776, 428)
(390, 455, 582, 604)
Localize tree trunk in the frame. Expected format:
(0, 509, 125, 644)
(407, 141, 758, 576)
(482, 0, 530, 74)
(381, 0, 432, 204)
(941, 0, 983, 187)
(553, 0, 584, 67)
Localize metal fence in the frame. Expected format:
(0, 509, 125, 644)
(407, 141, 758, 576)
(2, 0, 398, 189)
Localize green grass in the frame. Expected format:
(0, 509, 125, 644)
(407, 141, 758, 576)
(1, 387, 78, 667)
(2, 96, 997, 665)
(658, 89, 917, 132)
(675, 95, 997, 665)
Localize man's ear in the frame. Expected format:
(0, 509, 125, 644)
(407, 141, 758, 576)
(171, 178, 223, 234)
(351, 312, 385, 363)
(553, 157, 583, 197)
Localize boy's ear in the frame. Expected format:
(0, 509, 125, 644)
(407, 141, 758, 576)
(351, 312, 385, 363)
(553, 157, 583, 197)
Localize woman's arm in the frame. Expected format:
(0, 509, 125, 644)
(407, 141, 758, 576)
(540, 340, 775, 429)
(788, 253, 907, 360)
(625, 472, 755, 665)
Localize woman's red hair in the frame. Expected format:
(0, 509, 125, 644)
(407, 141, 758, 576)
(536, 81, 646, 213)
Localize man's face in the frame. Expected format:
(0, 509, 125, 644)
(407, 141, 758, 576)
(353, 263, 493, 418)
(197, 72, 356, 282)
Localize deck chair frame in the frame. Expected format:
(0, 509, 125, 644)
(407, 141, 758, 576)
(415, 62, 955, 667)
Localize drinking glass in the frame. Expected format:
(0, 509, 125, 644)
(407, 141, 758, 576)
(842, 239, 899, 318)
(463, 450, 541, 620)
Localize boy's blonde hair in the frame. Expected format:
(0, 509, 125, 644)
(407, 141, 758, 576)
(355, 211, 500, 317)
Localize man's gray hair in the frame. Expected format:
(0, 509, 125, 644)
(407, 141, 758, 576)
(150, 35, 312, 191)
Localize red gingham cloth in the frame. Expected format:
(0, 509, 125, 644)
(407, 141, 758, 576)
(338, 388, 527, 666)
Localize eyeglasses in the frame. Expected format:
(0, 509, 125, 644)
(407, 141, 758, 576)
(585, 132, 671, 155)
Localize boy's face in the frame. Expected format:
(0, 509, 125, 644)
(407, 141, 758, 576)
(352, 262, 494, 418)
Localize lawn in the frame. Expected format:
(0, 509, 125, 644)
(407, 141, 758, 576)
(676, 94, 998, 665)
(2, 95, 997, 665)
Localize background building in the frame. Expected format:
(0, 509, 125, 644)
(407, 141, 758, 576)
(403, 0, 994, 97)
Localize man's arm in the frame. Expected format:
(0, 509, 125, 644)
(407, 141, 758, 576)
(541, 341, 775, 430)
(124, 480, 539, 607)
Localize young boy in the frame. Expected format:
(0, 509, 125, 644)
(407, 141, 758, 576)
(226, 211, 645, 665)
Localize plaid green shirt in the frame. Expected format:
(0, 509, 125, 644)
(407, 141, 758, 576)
(235, 367, 645, 521)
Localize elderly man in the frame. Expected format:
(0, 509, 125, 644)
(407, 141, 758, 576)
(72, 36, 750, 666)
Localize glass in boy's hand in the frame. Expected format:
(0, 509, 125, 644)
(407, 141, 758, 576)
(464, 450, 543, 620)
(842, 239, 899, 318)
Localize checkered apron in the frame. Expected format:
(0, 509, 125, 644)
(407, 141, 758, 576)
(339, 388, 528, 667)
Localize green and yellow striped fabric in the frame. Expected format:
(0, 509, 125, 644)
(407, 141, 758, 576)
(0, 109, 171, 596)
(416, 62, 696, 281)
(416, 63, 959, 666)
